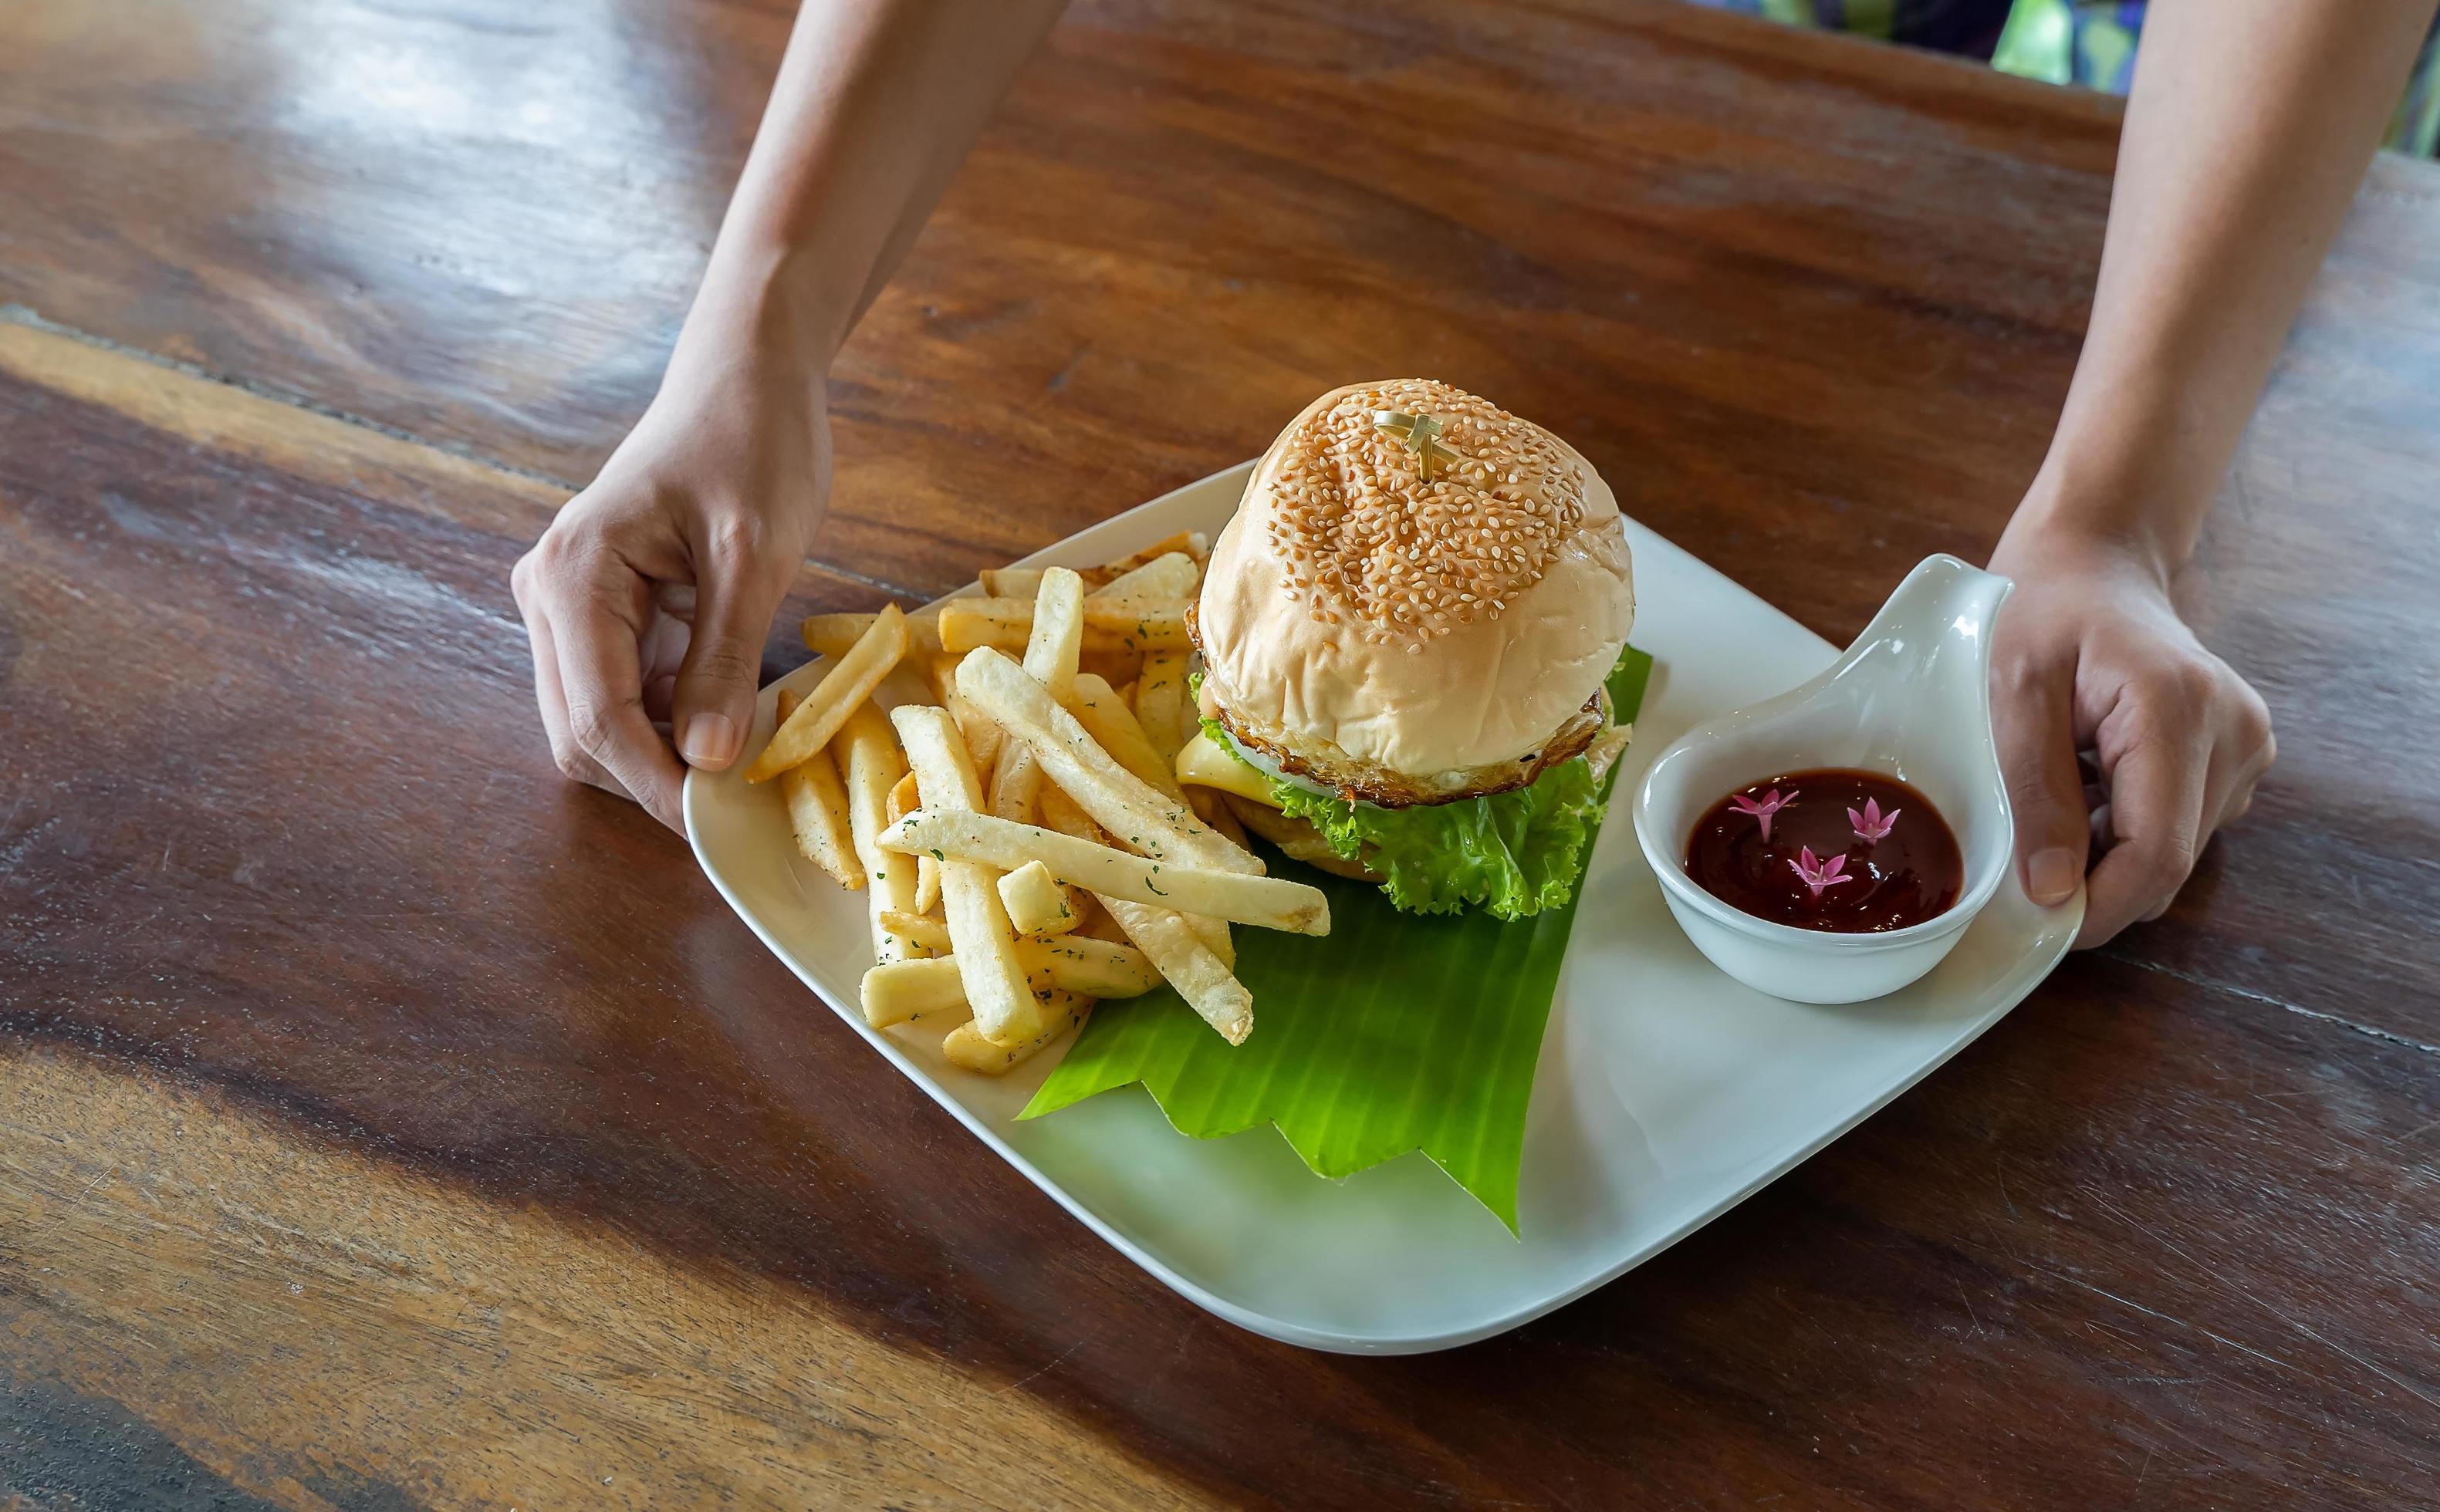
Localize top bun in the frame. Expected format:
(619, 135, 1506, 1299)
(1196, 379, 1634, 790)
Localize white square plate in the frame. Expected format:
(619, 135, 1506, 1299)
(686, 463, 2077, 1355)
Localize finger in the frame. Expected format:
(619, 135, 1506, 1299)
(653, 579, 699, 625)
(639, 602, 694, 688)
(638, 606, 692, 727)
(644, 673, 679, 726)
(2205, 683, 2277, 836)
(669, 528, 786, 774)
(2079, 721, 2211, 947)
(527, 601, 644, 805)
(2192, 744, 2250, 857)
(1993, 654, 2090, 909)
(2143, 699, 2274, 920)
(518, 568, 613, 790)
(542, 562, 687, 832)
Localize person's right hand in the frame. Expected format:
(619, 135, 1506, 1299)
(1988, 517, 2275, 946)
(512, 354, 830, 832)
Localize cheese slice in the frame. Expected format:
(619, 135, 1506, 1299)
(1174, 731, 1283, 808)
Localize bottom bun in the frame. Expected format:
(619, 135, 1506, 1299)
(1219, 793, 1378, 881)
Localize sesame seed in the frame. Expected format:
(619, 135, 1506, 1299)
(1260, 380, 1587, 646)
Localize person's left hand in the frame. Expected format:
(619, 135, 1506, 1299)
(511, 341, 830, 832)
(1987, 520, 2276, 947)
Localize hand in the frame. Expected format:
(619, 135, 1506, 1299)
(512, 353, 830, 832)
(1988, 521, 2275, 947)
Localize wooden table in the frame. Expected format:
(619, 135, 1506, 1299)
(5, 2, 2437, 1505)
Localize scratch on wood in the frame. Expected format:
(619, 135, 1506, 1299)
(2390, 1114, 2440, 1148)
(999, 1331, 1093, 1396)
(2086, 1190, 2440, 1412)
(2032, 1266, 2296, 1374)
(2110, 954, 2440, 1057)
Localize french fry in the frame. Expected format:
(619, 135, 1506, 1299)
(932, 601, 1046, 656)
(881, 811, 1329, 934)
(1093, 551, 1198, 603)
(986, 567, 1087, 825)
(921, 653, 959, 704)
(1039, 752, 1233, 967)
(860, 937, 1161, 1027)
(880, 909, 952, 954)
(859, 957, 971, 1025)
(1024, 569, 1087, 689)
(1023, 933, 1162, 996)
(801, 607, 943, 660)
(988, 555, 1198, 606)
(954, 697, 1003, 785)
(834, 700, 919, 962)
(978, 566, 1044, 599)
(1045, 891, 1093, 937)
(999, 859, 1079, 937)
(1086, 530, 1208, 587)
(887, 768, 943, 912)
(1194, 916, 1235, 970)
(1188, 786, 1252, 851)
(944, 990, 1093, 1075)
(1135, 650, 1190, 764)
(1100, 898, 1253, 1045)
(955, 646, 1259, 877)
(986, 569, 1093, 927)
(1035, 781, 1096, 842)
(937, 598, 1189, 656)
(924, 656, 1005, 788)
(1077, 646, 1144, 690)
(776, 690, 863, 888)
(1066, 673, 1186, 801)
(747, 606, 909, 781)
(889, 704, 1043, 1044)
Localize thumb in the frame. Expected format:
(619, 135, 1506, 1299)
(1995, 658, 2089, 908)
(671, 552, 786, 774)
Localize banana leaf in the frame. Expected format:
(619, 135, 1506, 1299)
(1019, 648, 1654, 1232)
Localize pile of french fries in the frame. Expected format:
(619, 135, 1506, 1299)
(747, 532, 1326, 1075)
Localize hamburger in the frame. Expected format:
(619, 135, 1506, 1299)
(1176, 379, 1637, 919)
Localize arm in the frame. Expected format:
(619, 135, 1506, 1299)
(1990, 0, 2436, 944)
(513, 0, 1069, 831)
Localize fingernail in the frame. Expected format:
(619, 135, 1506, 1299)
(2028, 847, 2079, 905)
(680, 712, 738, 769)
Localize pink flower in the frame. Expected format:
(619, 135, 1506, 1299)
(1790, 846, 1853, 899)
(1729, 788, 1796, 843)
(1848, 797, 1900, 845)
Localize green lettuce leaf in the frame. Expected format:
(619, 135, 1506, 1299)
(1020, 646, 1654, 1231)
(1276, 760, 1600, 919)
(1195, 646, 1652, 920)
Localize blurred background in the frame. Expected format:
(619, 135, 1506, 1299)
(1719, 0, 2440, 155)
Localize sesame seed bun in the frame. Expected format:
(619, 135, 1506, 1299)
(1195, 380, 1635, 803)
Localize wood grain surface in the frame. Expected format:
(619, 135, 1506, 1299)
(4, 0, 2438, 1507)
